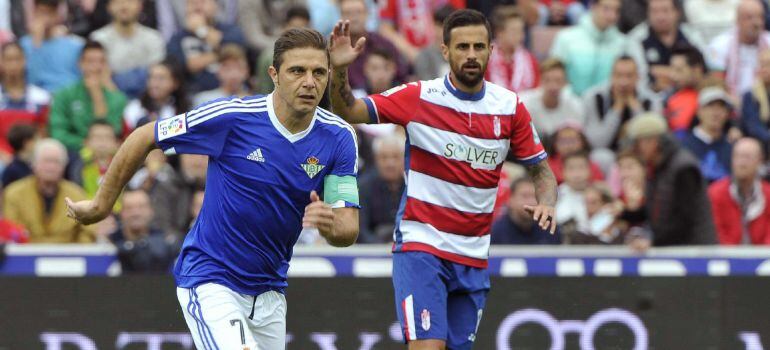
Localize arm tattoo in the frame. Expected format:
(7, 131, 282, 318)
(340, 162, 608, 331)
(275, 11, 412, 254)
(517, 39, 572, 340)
(332, 69, 356, 108)
(526, 160, 558, 207)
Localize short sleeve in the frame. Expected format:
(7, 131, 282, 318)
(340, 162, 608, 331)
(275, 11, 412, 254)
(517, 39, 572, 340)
(331, 125, 359, 177)
(155, 97, 242, 157)
(510, 99, 548, 165)
(364, 82, 421, 126)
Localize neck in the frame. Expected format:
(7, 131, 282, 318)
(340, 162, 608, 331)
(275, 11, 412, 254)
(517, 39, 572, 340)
(272, 93, 314, 134)
(500, 43, 516, 57)
(124, 226, 149, 241)
(36, 178, 58, 198)
(737, 177, 756, 197)
(511, 212, 530, 227)
(542, 92, 559, 109)
(2, 76, 25, 93)
(657, 28, 677, 45)
(222, 84, 242, 95)
(699, 125, 722, 140)
(740, 32, 759, 45)
(115, 21, 136, 36)
(449, 73, 483, 95)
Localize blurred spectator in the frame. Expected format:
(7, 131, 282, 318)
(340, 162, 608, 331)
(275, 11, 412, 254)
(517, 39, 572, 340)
(0, 42, 50, 156)
(3, 138, 94, 242)
(20, 0, 84, 92)
(686, 0, 739, 43)
(520, 59, 586, 138)
(490, 177, 560, 244)
(681, 86, 734, 182)
(2, 123, 37, 187)
(665, 45, 707, 133)
(486, 6, 539, 93)
(537, 0, 586, 26)
(166, 0, 246, 93)
(555, 152, 592, 235)
(341, 0, 408, 92)
(707, 0, 770, 97)
(49, 41, 127, 151)
(414, 5, 453, 81)
(69, 120, 119, 198)
(129, 152, 206, 239)
(546, 123, 605, 183)
(123, 60, 190, 133)
(307, 0, 341, 36)
(550, 0, 646, 95)
(90, 0, 165, 97)
(627, 112, 717, 245)
(358, 133, 404, 243)
(567, 183, 624, 244)
(110, 189, 176, 272)
(709, 137, 770, 244)
(742, 48, 770, 144)
(237, 0, 305, 52)
(610, 150, 649, 227)
(628, 0, 708, 92)
(584, 56, 661, 152)
(156, 0, 238, 41)
(378, 0, 465, 63)
(253, 5, 310, 94)
(352, 48, 399, 97)
(193, 44, 249, 106)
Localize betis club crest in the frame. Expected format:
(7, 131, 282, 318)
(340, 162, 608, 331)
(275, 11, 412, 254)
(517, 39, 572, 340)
(301, 156, 325, 178)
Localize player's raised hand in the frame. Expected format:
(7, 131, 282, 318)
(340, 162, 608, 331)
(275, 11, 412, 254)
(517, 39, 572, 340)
(65, 197, 108, 225)
(303, 191, 334, 237)
(328, 20, 366, 68)
(524, 204, 557, 234)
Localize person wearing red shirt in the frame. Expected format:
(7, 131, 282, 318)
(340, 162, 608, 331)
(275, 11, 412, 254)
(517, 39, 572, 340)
(709, 137, 770, 245)
(665, 45, 707, 134)
(378, 0, 465, 62)
(485, 6, 539, 93)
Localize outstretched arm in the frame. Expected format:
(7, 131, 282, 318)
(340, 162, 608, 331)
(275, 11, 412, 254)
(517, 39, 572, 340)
(523, 160, 558, 234)
(66, 122, 158, 224)
(328, 20, 372, 124)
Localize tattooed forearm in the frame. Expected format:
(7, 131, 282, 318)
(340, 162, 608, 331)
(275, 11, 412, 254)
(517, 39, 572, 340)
(330, 68, 355, 117)
(526, 160, 558, 207)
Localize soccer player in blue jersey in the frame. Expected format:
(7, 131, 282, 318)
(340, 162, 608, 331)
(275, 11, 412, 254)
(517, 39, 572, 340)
(65, 28, 360, 350)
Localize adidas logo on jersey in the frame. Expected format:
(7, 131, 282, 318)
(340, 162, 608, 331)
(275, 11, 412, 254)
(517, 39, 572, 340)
(247, 148, 265, 162)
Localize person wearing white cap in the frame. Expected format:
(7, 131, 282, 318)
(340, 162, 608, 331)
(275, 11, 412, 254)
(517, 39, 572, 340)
(680, 86, 736, 182)
(626, 112, 717, 245)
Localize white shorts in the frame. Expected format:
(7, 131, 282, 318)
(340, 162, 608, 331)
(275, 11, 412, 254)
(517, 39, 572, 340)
(177, 283, 287, 350)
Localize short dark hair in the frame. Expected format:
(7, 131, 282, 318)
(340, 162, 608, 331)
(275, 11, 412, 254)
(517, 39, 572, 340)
(80, 40, 105, 60)
(509, 176, 534, 194)
(34, 0, 60, 7)
(272, 28, 328, 71)
(368, 47, 395, 63)
(671, 44, 707, 73)
(285, 5, 310, 24)
(88, 119, 119, 138)
(433, 5, 456, 24)
(442, 9, 492, 45)
(7, 123, 37, 153)
(491, 5, 522, 34)
(613, 55, 638, 71)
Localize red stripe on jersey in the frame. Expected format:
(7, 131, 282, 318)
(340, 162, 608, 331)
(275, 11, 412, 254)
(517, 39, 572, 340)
(403, 198, 493, 237)
(409, 146, 501, 189)
(396, 242, 488, 268)
(412, 101, 514, 140)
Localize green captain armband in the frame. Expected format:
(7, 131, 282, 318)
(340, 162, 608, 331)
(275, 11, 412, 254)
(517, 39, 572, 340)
(323, 175, 360, 208)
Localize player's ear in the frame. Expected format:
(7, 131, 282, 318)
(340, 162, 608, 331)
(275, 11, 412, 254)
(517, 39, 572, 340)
(268, 65, 279, 86)
(440, 44, 449, 62)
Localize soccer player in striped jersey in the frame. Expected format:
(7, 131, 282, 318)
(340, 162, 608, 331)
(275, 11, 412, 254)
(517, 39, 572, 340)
(329, 10, 558, 349)
(64, 28, 360, 350)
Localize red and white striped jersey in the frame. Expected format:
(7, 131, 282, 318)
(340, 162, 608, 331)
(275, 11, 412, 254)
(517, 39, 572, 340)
(363, 75, 547, 268)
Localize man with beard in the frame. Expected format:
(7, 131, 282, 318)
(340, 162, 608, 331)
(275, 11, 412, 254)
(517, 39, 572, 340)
(328, 9, 558, 349)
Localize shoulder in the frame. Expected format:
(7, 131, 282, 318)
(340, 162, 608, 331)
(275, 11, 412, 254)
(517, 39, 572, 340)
(708, 177, 731, 195)
(137, 25, 164, 39)
(4, 176, 35, 198)
(90, 25, 112, 41)
(315, 108, 357, 142)
(484, 81, 521, 111)
(27, 85, 51, 104)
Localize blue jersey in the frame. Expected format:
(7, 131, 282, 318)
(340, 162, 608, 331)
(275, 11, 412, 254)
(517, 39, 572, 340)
(155, 94, 359, 295)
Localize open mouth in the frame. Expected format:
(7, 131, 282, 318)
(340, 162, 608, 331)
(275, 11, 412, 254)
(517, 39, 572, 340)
(298, 94, 315, 102)
(463, 64, 481, 73)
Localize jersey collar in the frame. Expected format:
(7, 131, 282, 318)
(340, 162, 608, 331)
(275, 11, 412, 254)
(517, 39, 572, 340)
(444, 74, 486, 101)
(266, 93, 316, 143)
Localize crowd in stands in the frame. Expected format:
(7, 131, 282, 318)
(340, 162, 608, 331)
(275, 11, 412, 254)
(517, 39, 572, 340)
(2, 0, 770, 272)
